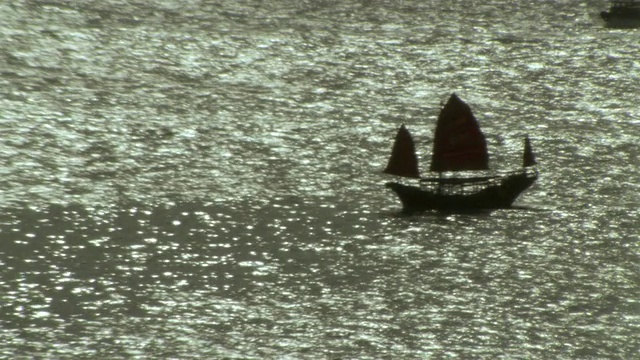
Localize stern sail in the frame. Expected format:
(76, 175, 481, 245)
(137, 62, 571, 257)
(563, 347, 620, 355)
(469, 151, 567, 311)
(522, 135, 537, 167)
(384, 124, 420, 178)
(430, 94, 489, 172)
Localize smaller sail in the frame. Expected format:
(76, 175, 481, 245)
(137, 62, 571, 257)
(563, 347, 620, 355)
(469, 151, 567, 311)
(384, 124, 420, 178)
(522, 135, 537, 167)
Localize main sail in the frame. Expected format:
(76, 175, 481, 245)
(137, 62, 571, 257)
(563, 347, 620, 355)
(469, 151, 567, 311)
(430, 94, 489, 172)
(384, 124, 420, 178)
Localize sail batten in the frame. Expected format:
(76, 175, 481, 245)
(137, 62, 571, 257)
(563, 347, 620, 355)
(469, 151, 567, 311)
(429, 94, 489, 172)
(384, 124, 420, 178)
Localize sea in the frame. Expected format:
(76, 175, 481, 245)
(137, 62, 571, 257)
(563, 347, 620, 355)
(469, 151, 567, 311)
(1, 0, 639, 358)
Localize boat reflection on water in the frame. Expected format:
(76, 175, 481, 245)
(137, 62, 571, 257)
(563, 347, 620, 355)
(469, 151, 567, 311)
(601, 0, 640, 28)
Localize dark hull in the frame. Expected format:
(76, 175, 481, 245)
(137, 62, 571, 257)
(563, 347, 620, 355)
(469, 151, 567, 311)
(601, 8, 640, 28)
(386, 170, 538, 213)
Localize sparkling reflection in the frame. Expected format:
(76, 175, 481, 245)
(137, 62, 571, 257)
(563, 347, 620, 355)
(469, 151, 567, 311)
(2, 198, 637, 357)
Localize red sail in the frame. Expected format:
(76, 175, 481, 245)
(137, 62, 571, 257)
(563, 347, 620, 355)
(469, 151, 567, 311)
(430, 94, 489, 172)
(523, 135, 537, 167)
(384, 124, 420, 178)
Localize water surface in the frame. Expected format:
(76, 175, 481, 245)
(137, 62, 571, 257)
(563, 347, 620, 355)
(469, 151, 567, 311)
(1, 0, 639, 358)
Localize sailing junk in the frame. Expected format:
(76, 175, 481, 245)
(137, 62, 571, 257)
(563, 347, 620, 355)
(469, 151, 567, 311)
(384, 93, 538, 213)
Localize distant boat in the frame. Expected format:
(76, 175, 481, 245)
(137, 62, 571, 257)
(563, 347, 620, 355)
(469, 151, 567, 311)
(384, 93, 538, 213)
(601, 0, 640, 28)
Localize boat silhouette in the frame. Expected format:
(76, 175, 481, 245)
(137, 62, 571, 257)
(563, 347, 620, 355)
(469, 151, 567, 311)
(384, 93, 538, 213)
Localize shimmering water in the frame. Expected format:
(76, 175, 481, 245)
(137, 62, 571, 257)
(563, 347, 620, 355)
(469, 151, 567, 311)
(1, 0, 639, 358)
